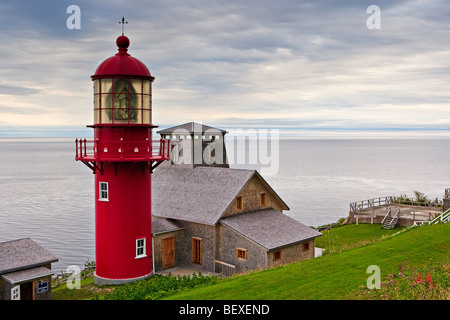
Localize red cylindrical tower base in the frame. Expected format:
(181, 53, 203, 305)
(94, 161, 152, 285)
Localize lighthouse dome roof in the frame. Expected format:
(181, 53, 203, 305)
(91, 35, 153, 80)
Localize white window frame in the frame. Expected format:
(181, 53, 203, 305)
(11, 285, 20, 300)
(99, 182, 109, 201)
(136, 238, 146, 259)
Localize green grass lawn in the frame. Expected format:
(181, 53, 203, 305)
(315, 223, 407, 254)
(52, 223, 449, 300)
(164, 223, 449, 300)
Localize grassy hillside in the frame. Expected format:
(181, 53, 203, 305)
(52, 223, 449, 300)
(165, 223, 449, 300)
(315, 223, 407, 254)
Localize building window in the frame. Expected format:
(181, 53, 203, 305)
(192, 238, 202, 264)
(273, 250, 282, 261)
(236, 248, 247, 259)
(136, 238, 146, 258)
(236, 196, 243, 210)
(302, 242, 310, 252)
(99, 182, 109, 201)
(260, 193, 267, 207)
(11, 285, 20, 300)
(38, 281, 48, 293)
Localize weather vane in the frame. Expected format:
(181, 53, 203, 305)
(119, 17, 128, 35)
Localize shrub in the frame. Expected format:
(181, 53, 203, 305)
(99, 272, 220, 300)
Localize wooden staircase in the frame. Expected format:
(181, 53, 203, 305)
(382, 208, 399, 229)
(383, 216, 398, 229)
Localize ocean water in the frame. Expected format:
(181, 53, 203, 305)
(1, 137, 450, 271)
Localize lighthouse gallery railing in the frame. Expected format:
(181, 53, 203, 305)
(75, 138, 170, 160)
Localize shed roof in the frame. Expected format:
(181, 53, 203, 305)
(152, 218, 184, 235)
(152, 166, 288, 225)
(220, 209, 322, 251)
(0, 238, 58, 275)
(1, 266, 54, 285)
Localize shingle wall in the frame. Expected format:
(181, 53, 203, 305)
(266, 240, 316, 269)
(176, 221, 216, 273)
(216, 224, 268, 274)
(222, 175, 284, 218)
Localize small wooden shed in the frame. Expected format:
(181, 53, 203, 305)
(0, 238, 58, 300)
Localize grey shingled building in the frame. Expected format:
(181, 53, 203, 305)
(0, 238, 58, 300)
(151, 122, 321, 276)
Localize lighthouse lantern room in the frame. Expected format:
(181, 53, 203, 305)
(75, 31, 170, 285)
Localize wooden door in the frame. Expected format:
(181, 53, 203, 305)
(162, 237, 175, 269)
(20, 282, 33, 300)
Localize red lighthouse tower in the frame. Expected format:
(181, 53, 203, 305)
(75, 33, 169, 285)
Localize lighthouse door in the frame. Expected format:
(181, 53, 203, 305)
(161, 237, 175, 269)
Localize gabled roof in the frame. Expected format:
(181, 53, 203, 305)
(152, 166, 288, 225)
(220, 209, 322, 251)
(0, 238, 58, 275)
(157, 122, 227, 135)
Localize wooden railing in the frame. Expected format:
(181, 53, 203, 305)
(350, 196, 394, 213)
(214, 260, 236, 277)
(350, 196, 442, 213)
(414, 208, 450, 226)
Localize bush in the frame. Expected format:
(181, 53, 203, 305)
(99, 272, 220, 300)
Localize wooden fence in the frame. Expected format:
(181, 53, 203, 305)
(349, 196, 394, 213)
(350, 196, 442, 213)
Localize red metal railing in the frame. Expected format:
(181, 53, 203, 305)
(75, 138, 170, 161)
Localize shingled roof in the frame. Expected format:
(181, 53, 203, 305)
(152, 218, 184, 235)
(220, 209, 322, 251)
(0, 238, 58, 275)
(152, 166, 288, 225)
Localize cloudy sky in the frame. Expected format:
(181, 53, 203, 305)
(0, 0, 450, 137)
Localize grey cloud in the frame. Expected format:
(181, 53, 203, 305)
(1, 0, 450, 135)
(0, 105, 47, 115)
(0, 85, 40, 96)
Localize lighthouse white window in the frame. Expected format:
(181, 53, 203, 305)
(99, 182, 109, 201)
(136, 238, 146, 258)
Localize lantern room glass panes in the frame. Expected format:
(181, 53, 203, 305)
(93, 78, 152, 125)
